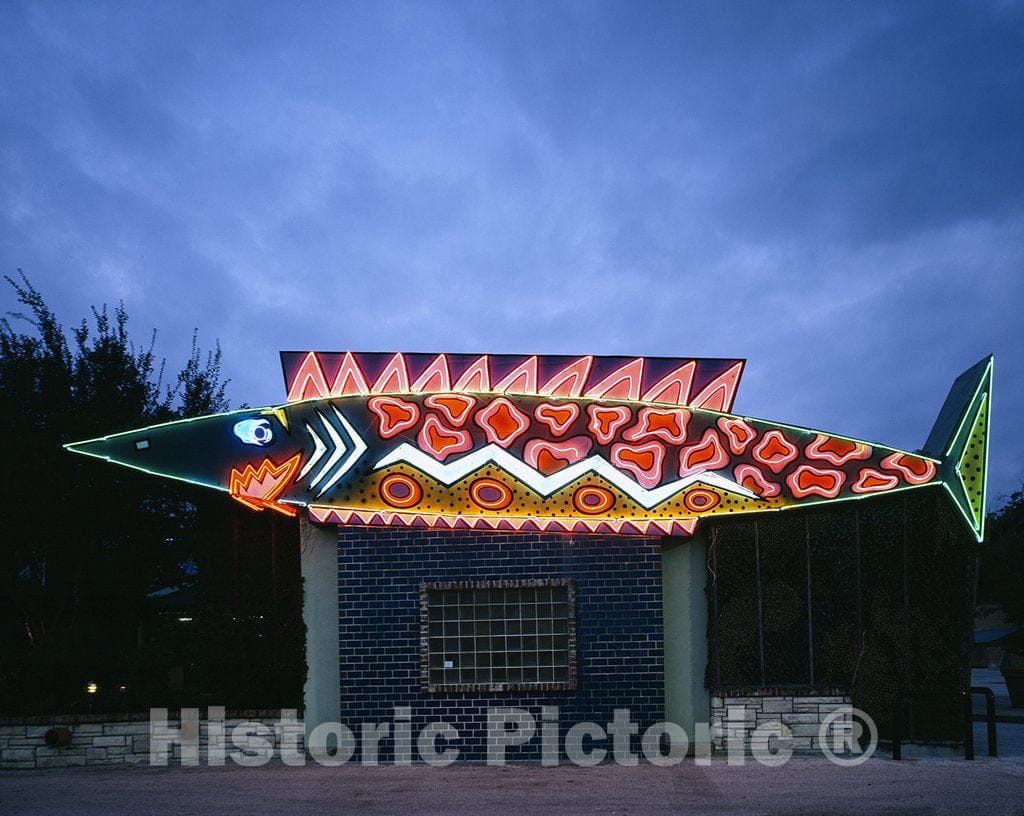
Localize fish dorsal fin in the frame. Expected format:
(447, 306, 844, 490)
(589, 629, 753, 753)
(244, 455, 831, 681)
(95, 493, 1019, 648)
(279, 352, 745, 408)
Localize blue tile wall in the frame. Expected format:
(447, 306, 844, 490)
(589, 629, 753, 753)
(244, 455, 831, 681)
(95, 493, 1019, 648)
(337, 527, 664, 761)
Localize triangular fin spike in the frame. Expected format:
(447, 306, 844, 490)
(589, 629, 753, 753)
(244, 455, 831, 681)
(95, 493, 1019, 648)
(411, 354, 452, 392)
(329, 351, 370, 396)
(585, 358, 644, 401)
(286, 352, 330, 402)
(371, 353, 411, 394)
(453, 355, 491, 392)
(689, 361, 744, 412)
(642, 361, 697, 406)
(540, 356, 594, 398)
(493, 356, 539, 394)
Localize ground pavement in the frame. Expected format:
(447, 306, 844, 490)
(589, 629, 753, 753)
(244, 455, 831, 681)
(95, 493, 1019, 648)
(2, 754, 1024, 816)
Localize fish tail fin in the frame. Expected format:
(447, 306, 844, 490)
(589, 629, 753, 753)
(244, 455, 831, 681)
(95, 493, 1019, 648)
(921, 355, 993, 541)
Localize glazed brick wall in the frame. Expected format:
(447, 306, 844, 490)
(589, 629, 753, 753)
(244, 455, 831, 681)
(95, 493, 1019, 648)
(337, 527, 664, 761)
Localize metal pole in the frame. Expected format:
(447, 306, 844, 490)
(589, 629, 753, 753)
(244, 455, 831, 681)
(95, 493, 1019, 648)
(987, 692, 997, 757)
(969, 686, 998, 757)
(963, 692, 974, 761)
(892, 697, 902, 760)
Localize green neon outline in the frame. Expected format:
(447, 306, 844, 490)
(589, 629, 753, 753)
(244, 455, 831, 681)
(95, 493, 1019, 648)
(954, 392, 987, 530)
(762, 481, 935, 513)
(65, 432, 308, 510)
(63, 405, 302, 502)
(944, 358, 993, 458)
(626, 482, 940, 534)
(64, 440, 229, 495)
(63, 404, 288, 449)
(980, 363, 992, 539)
(673, 482, 949, 539)
(740, 417, 943, 463)
(941, 482, 983, 543)
(66, 369, 980, 526)
(936, 357, 993, 542)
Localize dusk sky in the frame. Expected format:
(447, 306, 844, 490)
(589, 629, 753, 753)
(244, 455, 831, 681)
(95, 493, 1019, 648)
(2, 1, 1022, 507)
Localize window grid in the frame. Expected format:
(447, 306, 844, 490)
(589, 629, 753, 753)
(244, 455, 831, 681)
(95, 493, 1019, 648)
(420, 580, 577, 693)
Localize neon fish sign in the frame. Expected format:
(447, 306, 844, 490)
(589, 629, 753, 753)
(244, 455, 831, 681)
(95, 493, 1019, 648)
(65, 352, 992, 541)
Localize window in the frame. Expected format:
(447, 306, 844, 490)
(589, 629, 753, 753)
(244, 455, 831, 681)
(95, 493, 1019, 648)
(420, 580, 577, 692)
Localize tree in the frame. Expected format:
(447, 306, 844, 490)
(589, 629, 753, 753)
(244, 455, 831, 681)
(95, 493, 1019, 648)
(979, 486, 1024, 653)
(0, 272, 229, 713)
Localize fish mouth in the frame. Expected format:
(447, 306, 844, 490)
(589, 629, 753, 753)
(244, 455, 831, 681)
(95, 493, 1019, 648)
(63, 410, 271, 493)
(64, 403, 370, 507)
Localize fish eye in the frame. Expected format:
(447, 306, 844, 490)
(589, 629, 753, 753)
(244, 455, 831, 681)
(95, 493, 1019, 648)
(233, 419, 274, 446)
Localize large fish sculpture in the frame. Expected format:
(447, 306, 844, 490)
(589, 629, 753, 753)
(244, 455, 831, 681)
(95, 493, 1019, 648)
(65, 351, 992, 541)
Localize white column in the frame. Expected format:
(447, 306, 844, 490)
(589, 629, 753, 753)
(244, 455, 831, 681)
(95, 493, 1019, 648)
(662, 532, 712, 758)
(300, 514, 341, 750)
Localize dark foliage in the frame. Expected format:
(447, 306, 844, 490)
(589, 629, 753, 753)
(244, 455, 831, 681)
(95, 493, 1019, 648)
(977, 486, 1024, 659)
(0, 272, 303, 714)
(706, 487, 975, 743)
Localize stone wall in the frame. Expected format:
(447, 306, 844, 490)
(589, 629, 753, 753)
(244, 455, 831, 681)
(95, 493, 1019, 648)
(709, 694, 853, 755)
(2, 697, 856, 766)
(0, 710, 303, 770)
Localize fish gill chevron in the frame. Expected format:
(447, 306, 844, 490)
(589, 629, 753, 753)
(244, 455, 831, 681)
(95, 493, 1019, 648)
(304, 406, 368, 497)
(373, 442, 757, 509)
(298, 421, 328, 481)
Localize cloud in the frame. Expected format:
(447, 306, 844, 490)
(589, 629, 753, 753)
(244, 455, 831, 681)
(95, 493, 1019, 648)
(1, 0, 1022, 502)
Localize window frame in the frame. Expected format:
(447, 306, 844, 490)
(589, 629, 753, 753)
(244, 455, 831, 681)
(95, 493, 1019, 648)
(419, 578, 578, 693)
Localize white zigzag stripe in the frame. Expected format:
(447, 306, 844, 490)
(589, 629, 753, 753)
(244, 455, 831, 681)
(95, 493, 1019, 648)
(373, 443, 756, 510)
